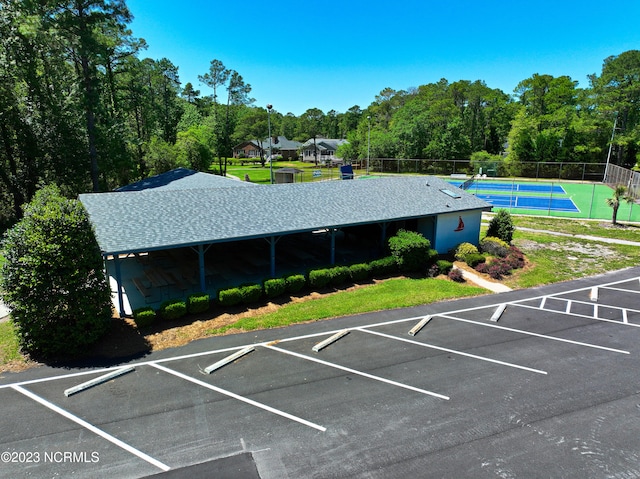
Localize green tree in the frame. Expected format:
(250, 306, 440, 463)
(0, 186, 112, 358)
(605, 185, 634, 225)
(590, 51, 640, 169)
(486, 209, 515, 244)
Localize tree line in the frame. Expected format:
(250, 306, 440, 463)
(2, 0, 640, 232)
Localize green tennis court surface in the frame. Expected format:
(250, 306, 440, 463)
(450, 179, 640, 221)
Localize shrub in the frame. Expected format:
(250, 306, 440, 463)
(0, 186, 112, 357)
(285, 274, 306, 293)
(480, 236, 509, 257)
(159, 299, 187, 321)
(388, 230, 432, 272)
(464, 253, 486, 268)
(427, 263, 440, 278)
(454, 242, 479, 261)
(219, 287, 242, 307)
(133, 307, 156, 328)
(309, 269, 332, 288)
(486, 209, 515, 244)
(239, 283, 263, 304)
(369, 256, 398, 276)
(448, 268, 465, 282)
(436, 260, 453, 275)
(264, 278, 287, 298)
(349, 263, 371, 282)
(187, 293, 210, 314)
(329, 266, 350, 286)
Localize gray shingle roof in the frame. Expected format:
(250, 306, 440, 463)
(115, 168, 254, 192)
(80, 175, 491, 255)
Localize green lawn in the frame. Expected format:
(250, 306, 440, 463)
(0, 321, 21, 365)
(224, 159, 346, 184)
(208, 278, 486, 335)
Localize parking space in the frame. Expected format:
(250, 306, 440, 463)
(2, 267, 640, 478)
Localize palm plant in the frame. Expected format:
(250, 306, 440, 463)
(606, 185, 635, 225)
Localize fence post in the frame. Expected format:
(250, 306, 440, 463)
(588, 183, 596, 219)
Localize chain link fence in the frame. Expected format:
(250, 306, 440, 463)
(604, 164, 640, 199)
(356, 159, 608, 182)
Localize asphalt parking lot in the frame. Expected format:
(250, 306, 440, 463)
(2, 266, 640, 478)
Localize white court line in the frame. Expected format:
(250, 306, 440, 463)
(513, 303, 640, 329)
(264, 344, 450, 400)
(148, 363, 326, 432)
(355, 328, 547, 375)
(436, 314, 630, 354)
(12, 385, 170, 471)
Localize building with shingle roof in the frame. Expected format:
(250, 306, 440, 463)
(80, 171, 491, 314)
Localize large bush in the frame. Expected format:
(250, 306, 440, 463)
(486, 209, 515, 244)
(388, 230, 433, 272)
(0, 186, 112, 358)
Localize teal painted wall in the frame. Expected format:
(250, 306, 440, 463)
(433, 210, 482, 254)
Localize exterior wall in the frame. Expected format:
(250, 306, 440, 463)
(432, 210, 483, 254)
(234, 144, 260, 158)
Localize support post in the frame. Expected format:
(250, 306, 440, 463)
(330, 229, 336, 265)
(198, 244, 206, 292)
(270, 236, 276, 277)
(113, 255, 125, 316)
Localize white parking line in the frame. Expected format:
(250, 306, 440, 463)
(12, 385, 170, 472)
(437, 314, 630, 354)
(148, 363, 326, 432)
(355, 328, 547, 375)
(264, 344, 450, 400)
(513, 303, 640, 328)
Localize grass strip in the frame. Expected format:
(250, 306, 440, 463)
(0, 321, 22, 364)
(207, 277, 485, 335)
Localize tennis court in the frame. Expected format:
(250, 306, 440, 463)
(448, 178, 640, 221)
(475, 194, 579, 212)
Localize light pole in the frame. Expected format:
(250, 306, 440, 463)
(604, 111, 618, 184)
(367, 115, 371, 175)
(267, 104, 273, 184)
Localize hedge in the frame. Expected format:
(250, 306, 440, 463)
(349, 263, 371, 282)
(187, 293, 210, 314)
(219, 287, 242, 306)
(264, 278, 287, 298)
(286, 274, 307, 293)
(239, 283, 263, 304)
(158, 299, 187, 321)
(369, 256, 398, 276)
(329, 266, 350, 286)
(133, 307, 156, 328)
(309, 269, 332, 288)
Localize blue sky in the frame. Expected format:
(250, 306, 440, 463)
(126, 0, 640, 116)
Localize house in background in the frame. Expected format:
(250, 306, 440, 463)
(233, 136, 302, 160)
(302, 138, 348, 165)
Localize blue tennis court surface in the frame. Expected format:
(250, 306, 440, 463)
(449, 180, 566, 194)
(476, 194, 579, 212)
